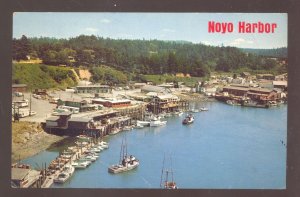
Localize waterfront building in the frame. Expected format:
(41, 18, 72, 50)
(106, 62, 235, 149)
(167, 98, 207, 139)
(92, 98, 131, 108)
(68, 117, 93, 130)
(58, 98, 98, 112)
(45, 111, 72, 129)
(257, 74, 275, 80)
(258, 80, 274, 89)
(147, 94, 180, 114)
(11, 167, 42, 188)
(221, 86, 281, 101)
(273, 80, 288, 91)
(222, 86, 249, 97)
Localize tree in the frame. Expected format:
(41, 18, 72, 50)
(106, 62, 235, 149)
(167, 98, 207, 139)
(167, 52, 178, 74)
(12, 35, 32, 61)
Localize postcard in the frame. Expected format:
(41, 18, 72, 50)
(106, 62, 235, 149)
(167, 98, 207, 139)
(11, 12, 287, 189)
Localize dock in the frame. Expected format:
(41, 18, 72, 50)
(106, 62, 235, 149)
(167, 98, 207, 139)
(40, 138, 108, 188)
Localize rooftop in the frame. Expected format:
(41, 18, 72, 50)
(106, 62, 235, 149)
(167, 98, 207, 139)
(46, 116, 60, 121)
(157, 94, 179, 100)
(273, 81, 288, 86)
(69, 117, 92, 123)
(223, 86, 249, 91)
(76, 85, 110, 88)
(92, 98, 131, 103)
(11, 168, 31, 180)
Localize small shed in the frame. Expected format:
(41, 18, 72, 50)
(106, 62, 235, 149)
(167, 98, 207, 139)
(12, 84, 27, 93)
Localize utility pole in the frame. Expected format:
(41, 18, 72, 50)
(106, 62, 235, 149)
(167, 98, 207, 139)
(29, 88, 32, 116)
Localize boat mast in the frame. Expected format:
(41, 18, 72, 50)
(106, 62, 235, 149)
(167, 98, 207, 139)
(124, 133, 128, 158)
(119, 138, 124, 164)
(170, 155, 174, 183)
(160, 154, 166, 188)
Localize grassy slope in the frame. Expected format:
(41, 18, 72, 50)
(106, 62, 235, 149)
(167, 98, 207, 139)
(12, 63, 78, 90)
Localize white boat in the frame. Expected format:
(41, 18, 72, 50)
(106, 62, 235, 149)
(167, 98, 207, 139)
(108, 135, 139, 174)
(72, 161, 90, 169)
(182, 114, 194, 125)
(90, 147, 101, 153)
(165, 113, 172, 117)
(54, 164, 75, 183)
(80, 155, 97, 162)
(150, 120, 167, 127)
(135, 123, 144, 129)
(97, 141, 109, 149)
(99, 141, 109, 146)
(200, 107, 209, 111)
(189, 109, 199, 113)
(136, 120, 150, 127)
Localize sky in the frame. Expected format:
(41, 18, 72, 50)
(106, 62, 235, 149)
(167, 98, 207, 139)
(13, 12, 287, 49)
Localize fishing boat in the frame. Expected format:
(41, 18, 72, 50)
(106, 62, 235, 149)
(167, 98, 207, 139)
(108, 135, 139, 174)
(182, 114, 194, 125)
(136, 120, 150, 127)
(135, 123, 144, 129)
(72, 161, 90, 169)
(150, 119, 167, 127)
(160, 155, 178, 189)
(54, 164, 75, 183)
(200, 107, 209, 111)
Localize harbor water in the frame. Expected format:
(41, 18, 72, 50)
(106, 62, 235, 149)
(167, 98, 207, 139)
(22, 101, 287, 189)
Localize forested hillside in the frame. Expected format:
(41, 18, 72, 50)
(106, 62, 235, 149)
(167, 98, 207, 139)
(239, 47, 287, 58)
(13, 35, 287, 79)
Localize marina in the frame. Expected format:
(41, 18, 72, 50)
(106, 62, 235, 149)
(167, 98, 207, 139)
(19, 101, 287, 189)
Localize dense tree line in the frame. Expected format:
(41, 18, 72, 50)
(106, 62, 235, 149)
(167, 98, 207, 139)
(12, 35, 286, 77)
(240, 47, 287, 58)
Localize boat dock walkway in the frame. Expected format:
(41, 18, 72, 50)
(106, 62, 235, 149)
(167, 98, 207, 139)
(41, 139, 104, 188)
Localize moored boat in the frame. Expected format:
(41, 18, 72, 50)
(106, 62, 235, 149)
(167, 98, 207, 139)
(200, 107, 209, 111)
(72, 161, 90, 169)
(136, 120, 150, 127)
(150, 120, 167, 127)
(108, 135, 139, 174)
(182, 114, 194, 125)
(54, 164, 75, 183)
(160, 155, 178, 189)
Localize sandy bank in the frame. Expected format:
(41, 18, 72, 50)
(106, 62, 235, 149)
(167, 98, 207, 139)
(12, 121, 66, 163)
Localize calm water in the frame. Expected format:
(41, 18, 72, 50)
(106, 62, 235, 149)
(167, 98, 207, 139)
(22, 101, 287, 189)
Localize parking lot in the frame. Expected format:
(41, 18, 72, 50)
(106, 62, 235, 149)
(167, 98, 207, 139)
(12, 88, 142, 123)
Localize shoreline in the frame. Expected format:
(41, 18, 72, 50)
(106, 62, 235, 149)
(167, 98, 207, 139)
(12, 121, 66, 163)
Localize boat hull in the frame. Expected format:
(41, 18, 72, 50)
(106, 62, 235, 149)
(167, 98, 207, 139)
(108, 162, 139, 174)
